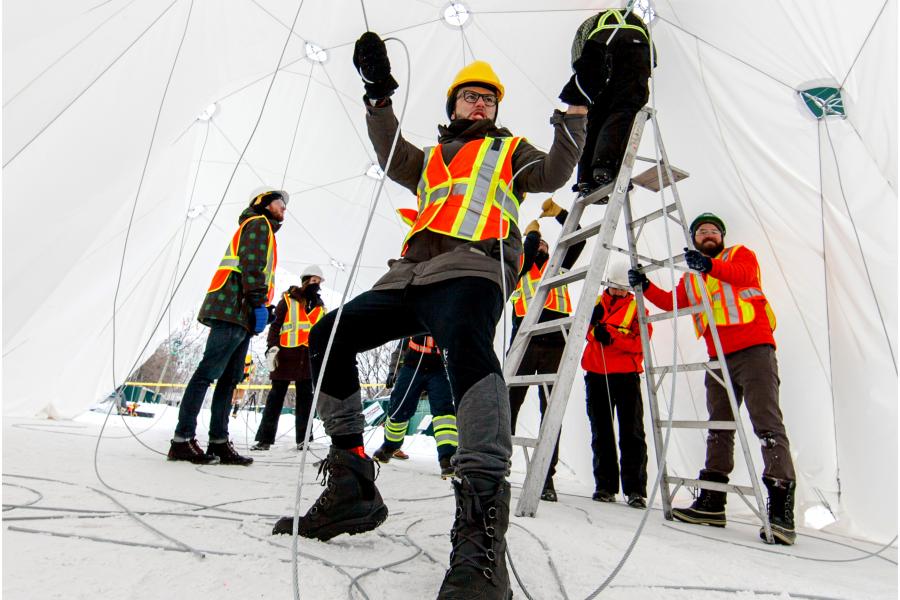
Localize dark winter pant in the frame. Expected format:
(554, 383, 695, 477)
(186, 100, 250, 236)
(508, 339, 563, 486)
(577, 45, 651, 184)
(703, 344, 795, 482)
(309, 277, 511, 480)
(382, 365, 457, 460)
(175, 320, 252, 442)
(255, 379, 315, 445)
(584, 371, 648, 496)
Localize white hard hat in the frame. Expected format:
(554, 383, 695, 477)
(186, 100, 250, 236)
(606, 256, 631, 288)
(301, 264, 324, 281)
(248, 186, 290, 207)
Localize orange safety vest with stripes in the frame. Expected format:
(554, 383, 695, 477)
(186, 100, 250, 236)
(207, 215, 278, 304)
(510, 261, 572, 317)
(397, 136, 524, 254)
(408, 336, 441, 355)
(684, 245, 776, 338)
(279, 295, 325, 348)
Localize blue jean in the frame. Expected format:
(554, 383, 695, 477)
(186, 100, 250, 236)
(175, 320, 252, 442)
(383, 365, 456, 459)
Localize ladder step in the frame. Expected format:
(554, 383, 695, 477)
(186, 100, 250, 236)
(631, 164, 689, 192)
(656, 420, 737, 430)
(649, 360, 721, 375)
(645, 304, 706, 323)
(575, 182, 615, 207)
(558, 220, 603, 248)
(506, 374, 556, 387)
(629, 202, 678, 230)
(512, 435, 538, 448)
(667, 476, 754, 496)
(521, 316, 574, 337)
(539, 265, 588, 289)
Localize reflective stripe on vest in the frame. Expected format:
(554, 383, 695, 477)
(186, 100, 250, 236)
(510, 262, 573, 317)
(408, 336, 440, 355)
(207, 215, 278, 304)
(403, 136, 523, 252)
(600, 294, 637, 334)
(683, 245, 776, 338)
(588, 9, 649, 43)
(279, 295, 325, 348)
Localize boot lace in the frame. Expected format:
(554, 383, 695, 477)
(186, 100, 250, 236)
(448, 478, 499, 582)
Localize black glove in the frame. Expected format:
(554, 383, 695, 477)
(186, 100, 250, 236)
(353, 32, 398, 99)
(266, 304, 276, 324)
(559, 40, 610, 105)
(684, 249, 713, 273)
(384, 373, 395, 389)
(628, 267, 649, 291)
(593, 324, 612, 346)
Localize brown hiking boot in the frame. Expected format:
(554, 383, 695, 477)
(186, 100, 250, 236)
(168, 439, 220, 465)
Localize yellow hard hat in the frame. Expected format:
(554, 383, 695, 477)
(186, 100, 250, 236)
(446, 60, 505, 101)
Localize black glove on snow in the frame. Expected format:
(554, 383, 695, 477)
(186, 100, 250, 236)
(593, 324, 612, 346)
(559, 40, 610, 105)
(628, 267, 650, 291)
(684, 249, 713, 273)
(353, 32, 398, 99)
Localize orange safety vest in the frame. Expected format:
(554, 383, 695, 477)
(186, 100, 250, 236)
(207, 215, 278, 304)
(400, 136, 524, 253)
(408, 336, 440, 355)
(279, 295, 325, 348)
(510, 261, 572, 317)
(598, 294, 638, 334)
(684, 245, 776, 338)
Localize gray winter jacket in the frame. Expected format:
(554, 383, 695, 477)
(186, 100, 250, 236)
(365, 102, 586, 296)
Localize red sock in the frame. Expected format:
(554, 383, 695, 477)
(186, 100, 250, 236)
(348, 446, 367, 459)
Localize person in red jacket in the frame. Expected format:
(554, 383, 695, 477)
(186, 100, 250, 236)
(628, 213, 796, 545)
(581, 258, 650, 509)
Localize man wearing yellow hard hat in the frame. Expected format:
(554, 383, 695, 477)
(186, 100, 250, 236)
(272, 30, 607, 600)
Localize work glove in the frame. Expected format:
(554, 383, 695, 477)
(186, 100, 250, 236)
(684, 249, 713, 273)
(253, 306, 268, 334)
(265, 346, 279, 371)
(539, 197, 563, 218)
(384, 373, 396, 390)
(523, 220, 541, 236)
(353, 32, 398, 99)
(593, 324, 612, 346)
(628, 267, 650, 291)
(559, 40, 610, 105)
(266, 304, 276, 324)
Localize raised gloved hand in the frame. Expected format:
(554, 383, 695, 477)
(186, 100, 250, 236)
(253, 306, 268, 334)
(628, 267, 650, 291)
(353, 32, 398, 99)
(265, 346, 279, 371)
(684, 249, 713, 273)
(384, 373, 396, 390)
(593, 324, 612, 346)
(559, 40, 610, 105)
(524, 220, 541, 236)
(539, 197, 563, 218)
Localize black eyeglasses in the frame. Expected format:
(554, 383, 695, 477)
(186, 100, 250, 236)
(457, 90, 497, 106)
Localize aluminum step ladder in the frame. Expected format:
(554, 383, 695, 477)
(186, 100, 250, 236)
(504, 106, 774, 543)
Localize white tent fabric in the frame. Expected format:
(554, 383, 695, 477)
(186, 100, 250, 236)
(3, 0, 896, 543)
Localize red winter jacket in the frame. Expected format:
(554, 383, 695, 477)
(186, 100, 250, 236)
(643, 245, 776, 358)
(581, 291, 650, 374)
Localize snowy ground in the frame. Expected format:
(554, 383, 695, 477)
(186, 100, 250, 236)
(2, 405, 896, 600)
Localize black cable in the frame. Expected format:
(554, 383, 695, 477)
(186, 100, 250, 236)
(840, 0, 890, 88)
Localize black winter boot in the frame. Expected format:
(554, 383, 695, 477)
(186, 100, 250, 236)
(439, 455, 456, 479)
(167, 439, 220, 464)
(540, 478, 557, 502)
(206, 440, 253, 465)
(437, 476, 512, 600)
(272, 447, 388, 541)
(760, 477, 796, 545)
(671, 471, 728, 527)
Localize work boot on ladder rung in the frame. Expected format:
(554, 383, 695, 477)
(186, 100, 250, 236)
(671, 471, 728, 527)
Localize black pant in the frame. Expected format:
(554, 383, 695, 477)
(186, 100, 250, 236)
(577, 46, 651, 184)
(508, 339, 563, 484)
(255, 379, 314, 444)
(309, 277, 511, 480)
(584, 371, 648, 496)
